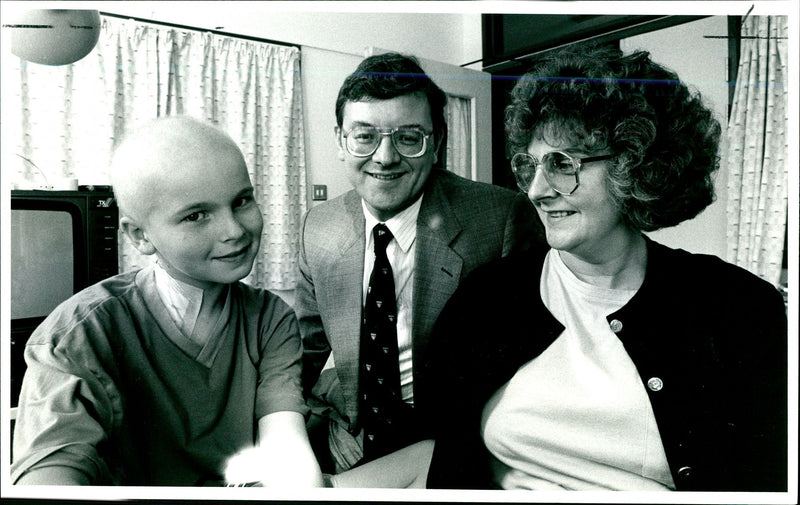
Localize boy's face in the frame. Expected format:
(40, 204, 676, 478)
(137, 146, 263, 289)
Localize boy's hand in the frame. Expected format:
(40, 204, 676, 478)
(224, 411, 323, 487)
(223, 446, 267, 486)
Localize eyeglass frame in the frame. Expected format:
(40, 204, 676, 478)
(338, 125, 434, 159)
(510, 150, 614, 195)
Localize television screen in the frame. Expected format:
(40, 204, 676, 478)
(11, 208, 75, 319)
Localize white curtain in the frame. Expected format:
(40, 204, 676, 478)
(5, 15, 307, 291)
(723, 16, 788, 286)
(444, 94, 472, 180)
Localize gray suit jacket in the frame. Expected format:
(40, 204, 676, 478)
(295, 169, 541, 432)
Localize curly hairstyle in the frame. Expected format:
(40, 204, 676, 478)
(505, 43, 721, 231)
(335, 52, 447, 165)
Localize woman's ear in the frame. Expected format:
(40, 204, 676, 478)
(120, 216, 156, 255)
(334, 126, 345, 161)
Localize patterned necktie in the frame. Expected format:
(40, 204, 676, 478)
(359, 223, 401, 462)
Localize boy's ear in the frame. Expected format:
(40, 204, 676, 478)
(334, 126, 345, 161)
(119, 216, 156, 256)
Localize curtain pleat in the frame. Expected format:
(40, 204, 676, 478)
(444, 95, 472, 179)
(7, 16, 307, 290)
(723, 16, 788, 286)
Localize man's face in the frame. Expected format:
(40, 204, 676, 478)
(337, 93, 438, 222)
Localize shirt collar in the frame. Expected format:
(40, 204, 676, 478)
(153, 260, 204, 334)
(362, 195, 423, 254)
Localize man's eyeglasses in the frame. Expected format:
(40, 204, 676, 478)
(510, 151, 614, 195)
(341, 126, 433, 158)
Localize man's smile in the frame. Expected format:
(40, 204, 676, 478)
(367, 171, 405, 181)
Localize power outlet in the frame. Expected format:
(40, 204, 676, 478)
(312, 184, 328, 201)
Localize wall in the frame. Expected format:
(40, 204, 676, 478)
(300, 47, 362, 206)
(621, 16, 730, 259)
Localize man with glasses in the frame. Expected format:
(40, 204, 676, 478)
(295, 52, 542, 474)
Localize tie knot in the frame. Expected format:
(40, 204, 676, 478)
(373, 224, 393, 252)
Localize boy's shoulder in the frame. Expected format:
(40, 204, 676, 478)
(25, 269, 144, 347)
(52, 270, 142, 315)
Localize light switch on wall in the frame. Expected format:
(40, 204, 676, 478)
(312, 184, 328, 201)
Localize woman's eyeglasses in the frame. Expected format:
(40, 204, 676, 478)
(511, 151, 614, 195)
(341, 126, 433, 158)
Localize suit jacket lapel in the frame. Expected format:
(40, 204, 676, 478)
(412, 173, 464, 399)
(328, 191, 366, 422)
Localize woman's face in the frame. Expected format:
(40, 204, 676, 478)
(526, 137, 633, 263)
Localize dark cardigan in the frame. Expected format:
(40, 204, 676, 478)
(421, 238, 787, 491)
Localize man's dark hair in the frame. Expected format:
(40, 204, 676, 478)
(336, 53, 447, 162)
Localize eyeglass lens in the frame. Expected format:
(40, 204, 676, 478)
(346, 127, 427, 157)
(512, 152, 578, 194)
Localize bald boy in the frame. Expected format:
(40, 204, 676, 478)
(11, 117, 322, 487)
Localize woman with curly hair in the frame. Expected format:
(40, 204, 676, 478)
(331, 44, 787, 492)
(419, 43, 788, 492)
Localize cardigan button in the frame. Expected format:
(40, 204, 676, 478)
(647, 377, 664, 391)
(676, 466, 693, 481)
(609, 319, 623, 333)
